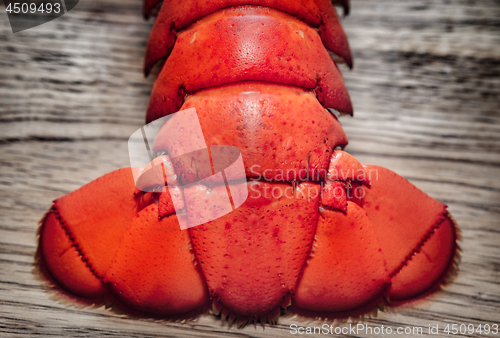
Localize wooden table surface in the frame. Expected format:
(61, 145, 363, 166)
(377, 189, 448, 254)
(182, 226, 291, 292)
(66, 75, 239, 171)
(1, 0, 499, 336)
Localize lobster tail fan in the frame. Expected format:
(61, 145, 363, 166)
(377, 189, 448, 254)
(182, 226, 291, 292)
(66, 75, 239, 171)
(361, 165, 459, 300)
(38, 169, 139, 298)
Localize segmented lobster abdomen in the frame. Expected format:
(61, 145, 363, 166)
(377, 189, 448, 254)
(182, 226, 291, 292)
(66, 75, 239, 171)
(142, 3, 355, 319)
(143, 0, 353, 75)
(37, 0, 459, 324)
(145, 5, 353, 123)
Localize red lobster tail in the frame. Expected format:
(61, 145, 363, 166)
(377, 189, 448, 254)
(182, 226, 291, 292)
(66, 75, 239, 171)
(103, 205, 209, 314)
(292, 202, 391, 317)
(39, 168, 139, 298)
(38, 168, 210, 315)
(145, 5, 353, 123)
(291, 152, 458, 317)
(361, 165, 459, 302)
(37, 0, 459, 323)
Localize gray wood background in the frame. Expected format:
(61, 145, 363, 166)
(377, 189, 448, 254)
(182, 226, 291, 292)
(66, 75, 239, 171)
(1, 0, 499, 336)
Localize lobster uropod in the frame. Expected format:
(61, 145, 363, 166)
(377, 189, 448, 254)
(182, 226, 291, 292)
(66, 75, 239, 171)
(38, 0, 459, 324)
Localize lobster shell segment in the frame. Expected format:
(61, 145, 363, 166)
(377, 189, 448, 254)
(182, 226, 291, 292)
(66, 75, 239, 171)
(326, 150, 370, 185)
(320, 150, 370, 212)
(38, 168, 140, 297)
(293, 202, 390, 315)
(146, 6, 353, 123)
(135, 155, 176, 192)
(361, 165, 458, 300)
(144, 0, 353, 74)
(188, 180, 321, 319)
(390, 216, 457, 301)
(39, 212, 107, 298)
(153, 83, 348, 183)
(104, 206, 209, 314)
(143, 0, 350, 19)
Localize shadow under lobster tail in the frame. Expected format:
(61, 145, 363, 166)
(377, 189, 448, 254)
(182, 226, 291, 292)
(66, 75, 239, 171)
(143, 0, 161, 19)
(332, 0, 350, 15)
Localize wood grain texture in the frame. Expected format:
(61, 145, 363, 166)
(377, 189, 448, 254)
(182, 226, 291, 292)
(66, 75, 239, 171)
(1, 0, 499, 336)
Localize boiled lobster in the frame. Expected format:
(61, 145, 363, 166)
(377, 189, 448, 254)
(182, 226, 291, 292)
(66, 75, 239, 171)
(37, 0, 459, 324)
